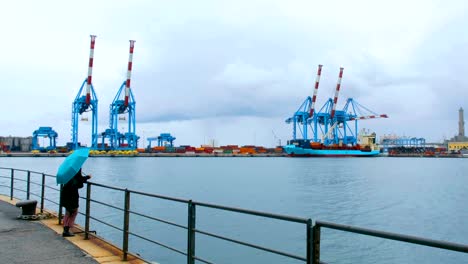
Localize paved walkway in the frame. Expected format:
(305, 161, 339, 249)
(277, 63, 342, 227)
(0, 200, 98, 264)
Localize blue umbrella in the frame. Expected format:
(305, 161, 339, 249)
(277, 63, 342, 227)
(56, 148, 90, 185)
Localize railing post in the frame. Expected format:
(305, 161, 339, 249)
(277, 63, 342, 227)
(40, 173, 45, 213)
(187, 200, 196, 264)
(123, 189, 131, 261)
(58, 184, 63, 225)
(85, 183, 92, 240)
(10, 169, 14, 200)
(26, 171, 31, 200)
(307, 219, 313, 264)
(312, 224, 321, 264)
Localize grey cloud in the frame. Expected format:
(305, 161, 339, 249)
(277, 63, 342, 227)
(1, 0, 468, 145)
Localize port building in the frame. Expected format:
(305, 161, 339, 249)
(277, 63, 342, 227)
(447, 107, 468, 151)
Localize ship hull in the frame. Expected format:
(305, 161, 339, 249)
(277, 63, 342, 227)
(284, 145, 380, 157)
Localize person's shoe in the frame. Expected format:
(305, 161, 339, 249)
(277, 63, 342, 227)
(62, 226, 75, 237)
(62, 231, 75, 237)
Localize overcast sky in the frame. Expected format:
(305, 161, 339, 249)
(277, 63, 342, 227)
(1, 0, 467, 147)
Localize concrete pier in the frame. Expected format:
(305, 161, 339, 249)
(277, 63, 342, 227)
(0, 196, 146, 264)
(0, 200, 97, 264)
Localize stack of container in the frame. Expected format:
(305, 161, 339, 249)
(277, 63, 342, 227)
(274, 146, 283, 153)
(151, 146, 166, 153)
(165, 146, 175, 153)
(184, 146, 196, 154)
(175, 147, 186, 153)
(240, 146, 256, 154)
(204, 147, 214, 154)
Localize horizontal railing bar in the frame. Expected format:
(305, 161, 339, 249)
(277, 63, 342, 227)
(130, 210, 187, 230)
(0, 176, 10, 179)
(0, 167, 30, 173)
(130, 189, 190, 204)
(43, 197, 59, 205)
(3, 169, 306, 223)
(12, 188, 26, 194)
(77, 211, 88, 219)
(316, 221, 468, 254)
(44, 185, 60, 192)
(0, 184, 10, 188)
(88, 198, 124, 212)
(29, 171, 53, 177)
(28, 181, 43, 187)
(129, 231, 187, 256)
(0, 189, 58, 207)
(0, 167, 56, 178)
(194, 201, 309, 224)
(29, 192, 41, 198)
(88, 215, 124, 232)
(89, 182, 126, 192)
(13, 178, 28, 183)
(195, 228, 306, 261)
(193, 255, 215, 264)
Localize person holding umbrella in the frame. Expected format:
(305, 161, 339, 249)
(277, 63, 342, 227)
(60, 169, 91, 237)
(56, 148, 92, 237)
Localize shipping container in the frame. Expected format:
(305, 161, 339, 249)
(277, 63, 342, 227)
(240, 147, 256, 154)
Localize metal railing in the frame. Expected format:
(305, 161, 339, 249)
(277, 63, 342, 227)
(0, 168, 60, 213)
(83, 181, 313, 263)
(1, 167, 467, 264)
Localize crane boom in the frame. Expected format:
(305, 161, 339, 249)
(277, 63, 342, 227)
(309, 64, 323, 117)
(349, 114, 388, 121)
(125, 40, 135, 106)
(330, 67, 344, 119)
(86, 35, 96, 105)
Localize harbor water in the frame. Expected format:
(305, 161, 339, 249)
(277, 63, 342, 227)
(0, 157, 467, 264)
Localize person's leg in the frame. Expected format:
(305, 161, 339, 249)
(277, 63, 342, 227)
(63, 208, 76, 237)
(68, 208, 78, 228)
(63, 209, 70, 227)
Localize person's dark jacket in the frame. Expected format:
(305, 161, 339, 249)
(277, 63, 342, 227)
(60, 170, 90, 210)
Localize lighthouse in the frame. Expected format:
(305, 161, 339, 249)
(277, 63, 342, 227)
(459, 107, 465, 138)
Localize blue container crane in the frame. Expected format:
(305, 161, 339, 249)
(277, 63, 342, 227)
(71, 35, 98, 150)
(309, 72, 388, 146)
(106, 80, 138, 149)
(32, 127, 58, 152)
(157, 133, 176, 147)
(285, 97, 312, 141)
(147, 133, 176, 151)
(288, 65, 388, 147)
(285, 65, 323, 141)
(98, 40, 139, 150)
(312, 98, 388, 146)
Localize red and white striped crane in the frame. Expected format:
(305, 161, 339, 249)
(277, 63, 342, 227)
(124, 40, 135, 107)
(309, 64, 323, 118)
(330, 67, 344, 119)
(86, 35, 96, 105)
(349, 114, 388, 121)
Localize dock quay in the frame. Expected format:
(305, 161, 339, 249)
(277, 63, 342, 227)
(2, 152, 467, 158)
(0, 152, 288, 157)
(0, 196, 145, 264)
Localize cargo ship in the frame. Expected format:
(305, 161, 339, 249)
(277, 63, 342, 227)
(284, 133, 380, 157)
(284, 65, 388, 158)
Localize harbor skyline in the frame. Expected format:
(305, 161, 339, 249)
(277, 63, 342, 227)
(1, 0, 467, 147)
